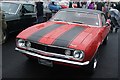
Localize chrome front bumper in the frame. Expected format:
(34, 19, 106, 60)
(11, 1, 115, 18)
(15, 48, 90, 66)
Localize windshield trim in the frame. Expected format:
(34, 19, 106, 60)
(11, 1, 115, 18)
(51, 11, 100, 27)
(51, 20, 101, 28)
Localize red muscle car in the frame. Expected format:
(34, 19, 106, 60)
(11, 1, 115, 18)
(15, 8, 110, 73)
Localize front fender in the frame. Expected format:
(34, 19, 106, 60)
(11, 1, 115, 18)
(84, 36, 101, 62)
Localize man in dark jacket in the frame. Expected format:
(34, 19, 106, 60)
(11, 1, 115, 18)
(69, 2, 73, 8)
(36, 1, 44, 23)
(77, 2, 81, 8)
(96, 2, 105, 12)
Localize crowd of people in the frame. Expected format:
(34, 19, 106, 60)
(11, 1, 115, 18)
(35, 1, 120, 33)
(71, 1, 120, 32)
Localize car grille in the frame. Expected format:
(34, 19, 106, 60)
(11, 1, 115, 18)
(30, 42, 74, 56)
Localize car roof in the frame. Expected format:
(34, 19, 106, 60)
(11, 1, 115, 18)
(61, 8, 104, 14)
(1, 1, 35, 5)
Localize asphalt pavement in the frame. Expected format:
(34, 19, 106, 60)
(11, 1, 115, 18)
(2, 30, 119, 80)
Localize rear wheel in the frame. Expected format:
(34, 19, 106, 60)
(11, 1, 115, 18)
(2, 30, 8, 44)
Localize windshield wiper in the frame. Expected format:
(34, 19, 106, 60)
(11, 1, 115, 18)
(72, 21, 85, 24)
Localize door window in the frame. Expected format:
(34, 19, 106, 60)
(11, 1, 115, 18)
(22, 4, 34, 13)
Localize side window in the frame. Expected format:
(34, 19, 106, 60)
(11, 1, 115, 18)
(101, 14, 106, 26)
(22, 4, 34, 13)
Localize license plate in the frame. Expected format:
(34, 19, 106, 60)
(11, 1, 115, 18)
(38, 59, 53, 67)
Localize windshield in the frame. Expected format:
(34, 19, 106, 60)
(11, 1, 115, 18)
(1, 2, 19, 14)
(51, 11, 99, 26)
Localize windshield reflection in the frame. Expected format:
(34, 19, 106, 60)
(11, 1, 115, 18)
(51, 11, 99, 26)
(1, 2, 19, 14)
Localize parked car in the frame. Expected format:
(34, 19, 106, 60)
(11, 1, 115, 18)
(0, 1, 37, 42)
(58, 1, 69, 9)
(48, 2, 61, 12)
(15, 8, 110, 73)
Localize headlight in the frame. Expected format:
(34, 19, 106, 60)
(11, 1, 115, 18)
(17, 39, 26, 48)
(73, 50, 84, 60)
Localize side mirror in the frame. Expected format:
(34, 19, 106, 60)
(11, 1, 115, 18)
(105, 22, 110, 26)
(105, 19, 111, 26)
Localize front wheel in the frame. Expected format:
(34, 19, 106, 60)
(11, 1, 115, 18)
(103, 36, 108, 45)
(82, 58, 97, 74)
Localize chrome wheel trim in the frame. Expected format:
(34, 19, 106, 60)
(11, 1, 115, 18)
(106, 36, 108, 41)
(93, 59, 97, 69)
(2, 32, 6, 41)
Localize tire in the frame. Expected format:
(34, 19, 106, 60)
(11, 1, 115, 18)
(115, 28, 119, 33)
(82, 58, 97, 74)
(2, 30, 8, 44)
(110, 26, 113, 33)
(103, 36, 108, 45)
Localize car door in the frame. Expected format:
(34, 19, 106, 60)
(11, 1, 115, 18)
(19, 4, 36, 30)
(3, 2, 21, 33)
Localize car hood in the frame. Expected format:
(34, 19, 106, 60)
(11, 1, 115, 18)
(4, 13, 19, 21)
(17, 21, 98, 50)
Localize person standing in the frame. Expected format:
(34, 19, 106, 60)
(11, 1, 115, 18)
(77, 2, 81, 8)
(69, 2, 73, 8)
(96, 2, 105, 12)
(88, 2, 95, 9)
(35, 1, 44, 23)
(108, 4, 120, 33)
(104, 2, 110, 18)
(81, 2, 87, 8)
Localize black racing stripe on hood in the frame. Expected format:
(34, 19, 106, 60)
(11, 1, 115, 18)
(52, 26, 85, 47)
(28, 24, 64, 42)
